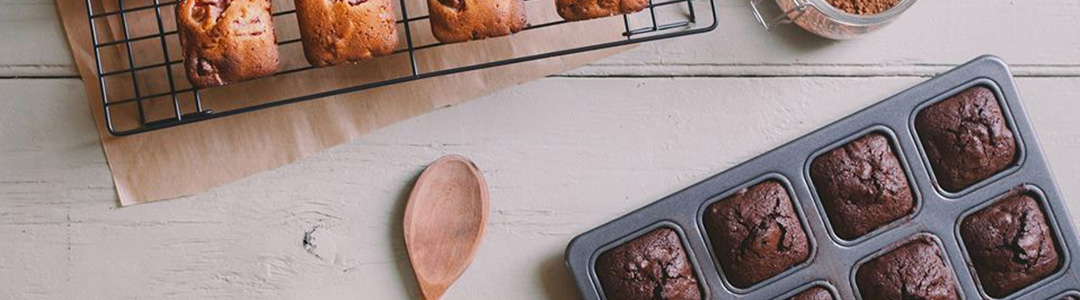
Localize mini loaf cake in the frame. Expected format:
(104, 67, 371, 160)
(855, 237, 959, 300)
(915, 86, 1016, 192)
(556, 0, 648, 21)
(595, 228, 701, 300)
(702, 180, 810, 288)
(788, 286, 834, 300)
(176, 0, 280, 88)
(810, 133, 915, 240)
(294, 0, 399, 67)
(427, 0, 527, 43)
(960, 191, 1061, 297)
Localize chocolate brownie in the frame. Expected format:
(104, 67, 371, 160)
(788, 286, 833, 300)
(176, 0, 280, 87)
(960, 192, 1061, 297)
(702, 180, 810, 288)
(557, 0, 648, 21)
(915, 86, 1016, 192)
(855, 237, 959, 300)
(595, 228, 701, 300)
(810, 133, 915, 240)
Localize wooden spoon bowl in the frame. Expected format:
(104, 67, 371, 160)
(403, 155, 489, 300)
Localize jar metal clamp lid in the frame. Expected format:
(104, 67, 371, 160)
(750, 0, 811, 31)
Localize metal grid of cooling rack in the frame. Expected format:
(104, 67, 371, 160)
(86, 0, 717, 136)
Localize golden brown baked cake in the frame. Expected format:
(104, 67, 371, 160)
(176, 0, 280, 88)
(295, 0, 399, 67)
(557, 0, 647, 21)
(427, 0, 528, 43)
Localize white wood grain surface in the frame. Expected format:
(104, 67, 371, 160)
(2, 0, 1079, 299)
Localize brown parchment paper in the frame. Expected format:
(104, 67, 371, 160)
(56, 0, 632, 205)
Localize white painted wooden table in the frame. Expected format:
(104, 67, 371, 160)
(3, 0, 1080, 299)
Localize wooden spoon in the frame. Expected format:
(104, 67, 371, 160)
(403, 155, 490, 300)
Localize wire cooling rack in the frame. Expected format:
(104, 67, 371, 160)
(85, 0, 717, 136)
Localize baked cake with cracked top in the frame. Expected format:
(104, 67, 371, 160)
(960, 191, 1061, 297)
(595, 227, 702, 300)
(177, 0, 280, 87)
(427, 0, 527, 43)
(855, 237, 959, 300)
(557, 0, 648, 21)
(702, 180, 810, 288)
(295, 0, 399, 67)
(915, 86, 1017, 192)
(810, 133, 915, 240)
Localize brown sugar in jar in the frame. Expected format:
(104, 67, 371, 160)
(826, 0, 900, 15)
(764, 0, 916, 39)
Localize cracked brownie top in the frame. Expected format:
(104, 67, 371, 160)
(787, 286, 834, 300)
(810, 133, 915, 240)
(702, 180, 810, 288)
(595, 228, 702, 300)
(960, 191, 1061, 297)
(855, 237, 959, 300)
(915, 86, 1017, 192)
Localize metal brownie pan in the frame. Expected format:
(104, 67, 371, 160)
(565, 55, 1080, 299)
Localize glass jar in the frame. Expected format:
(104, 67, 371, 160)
(750, 0, 918, 40)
